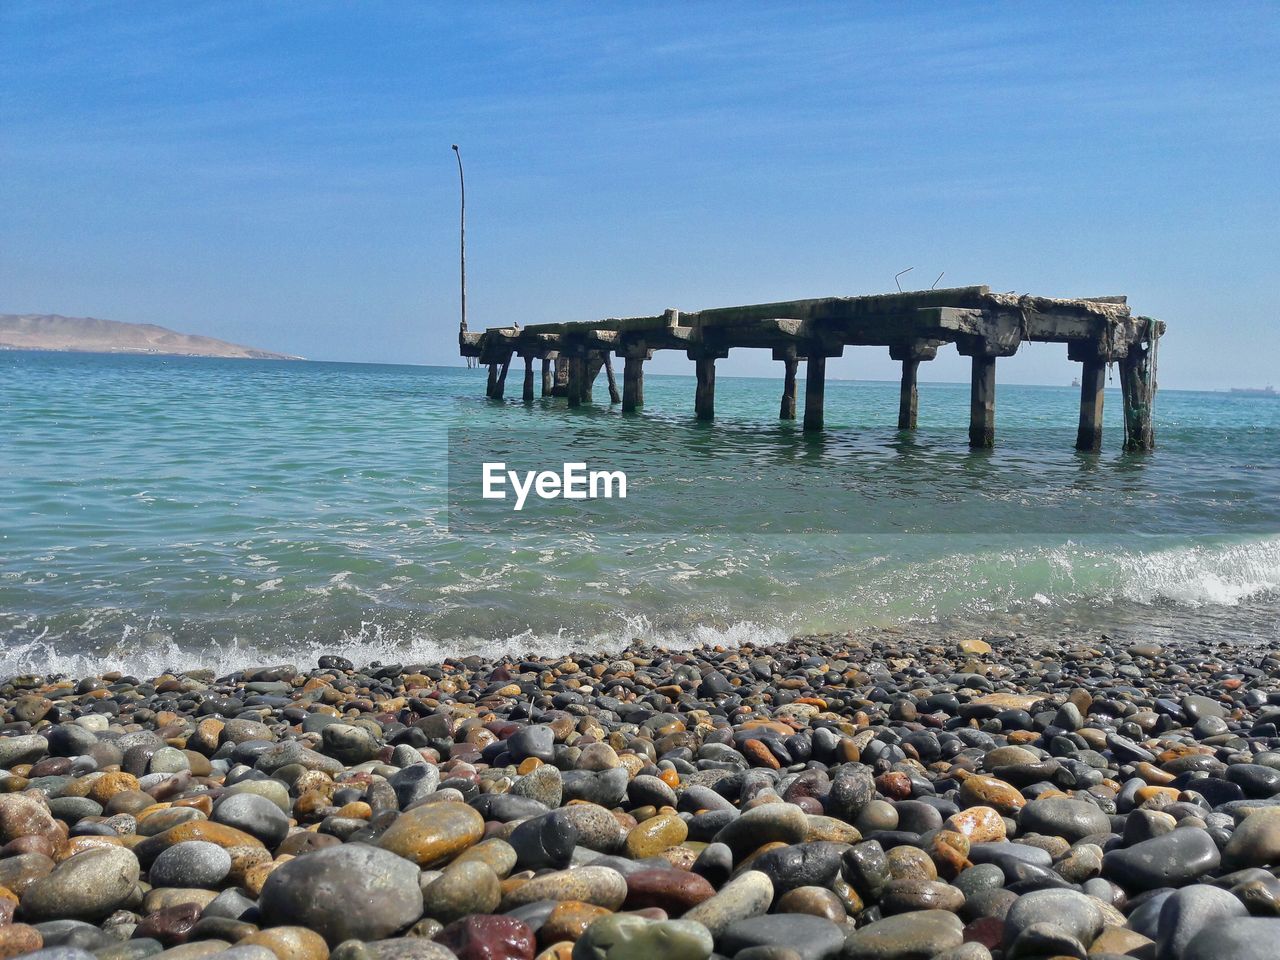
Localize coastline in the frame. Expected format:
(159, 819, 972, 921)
(0, 630, 1276, 959)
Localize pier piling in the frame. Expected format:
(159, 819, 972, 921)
(967, 355, 997, 449)
(522, 356, 535, 404)
(541, 357, 553, 397)
(899, 360, 919, 431)
(775, 348, 798, 420)
(1071, 344, 1107, 452)
(621, 351, 645, 412)
(1120, 332, 1157, 451)
(803, 354, 826, 433)
(890, 341, 937, 431)
(567, 354, 583, 408)
(603, 354, 621, 404)
(694, 355, 717, 421)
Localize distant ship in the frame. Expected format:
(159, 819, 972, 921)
(1230, 386, 1277, 396)
(1071, 377, 1080, 388)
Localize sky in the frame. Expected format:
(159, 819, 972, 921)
(2, 2, 1277, 388)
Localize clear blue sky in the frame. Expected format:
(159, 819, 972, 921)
(2, 2, 1276, 388)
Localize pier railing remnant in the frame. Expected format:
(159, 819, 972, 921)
(460, 286, 1164, 451)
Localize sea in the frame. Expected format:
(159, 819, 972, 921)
(3, 351, 1278, 676)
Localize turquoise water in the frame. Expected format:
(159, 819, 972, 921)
(3, 351, 1278, 674)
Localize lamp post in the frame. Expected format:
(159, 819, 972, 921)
(452, 144, 471, 366)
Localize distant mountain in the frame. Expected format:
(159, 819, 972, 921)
(0, 313, 300, 360)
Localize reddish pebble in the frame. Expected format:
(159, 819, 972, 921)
(964, 916, 1004, 951)
(623, 868, 716, 915)
(435, 914, 536, 960)
(134, 902, 202, 946)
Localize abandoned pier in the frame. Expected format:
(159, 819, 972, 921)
(459, 286, 1164, 451)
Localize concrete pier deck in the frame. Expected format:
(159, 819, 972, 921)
(460, 286, 1164, 450)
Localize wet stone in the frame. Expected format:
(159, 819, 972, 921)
(682, 870, 773, 937)
(422, 860, 501, 924)
(1102, 826, 1222, 890)
(378, 800, 485, 867)
(258, 842, 425, 944)
(622, 868, 715, 915)
(719, 914, 845, 960)
(434, 914, 536, 960)
(20, 847, 140, 922)
(148, 841, 231, 888)
(843, 910, 965, 960)
(572, 914, 713, 960)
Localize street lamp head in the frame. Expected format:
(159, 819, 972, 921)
(451, 144, 459, 151)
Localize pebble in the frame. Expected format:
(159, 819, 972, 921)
(211, 793, 291, 847)
(572, 914, 713, 960)
(1224, 807, 1280, 869)
(718, 915, 845, 960)
(148, 841, 231, 888)
(377, 801, 485, 867)
(1018, 797, 1111, 842)
(843, 910, 965, 960)
(1102, 826, 1222, 890)
(683, 871, 774, 937)
(435, 914, 535, 960)
(502, 866, 629, 911)
(1001, 887, 1102, 951)
(1157, 884, 1249, 960)
(422, 859, 501, 923)
(1182, 916, 1280, 959)
(0, 634, 1277, 960)
(623, 813, 686, 859)
(19, 847, 140, 922)
(258, 843, 425, 944)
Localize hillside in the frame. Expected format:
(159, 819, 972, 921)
(0, 313, 299, 359)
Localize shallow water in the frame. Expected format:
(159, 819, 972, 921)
(2, 351, 1278, 674)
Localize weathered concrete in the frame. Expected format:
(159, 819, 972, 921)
(968, 355, 996, 449)
(522, 356, 535, 404)
(695, 355, 716, 421)
(1075, 357, 1107, 452)
(622, 351, 645, 413)
(804, 354, 826, 433)
(460, 286, 1163, 450)
(774, 346, 798, 420)
(603, 354, 621, 404)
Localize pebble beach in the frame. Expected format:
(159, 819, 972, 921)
(1, 631, 1279, 960)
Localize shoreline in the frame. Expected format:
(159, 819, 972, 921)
(1, 631, 1278, 959)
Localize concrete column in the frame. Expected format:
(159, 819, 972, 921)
(969, 355, 996, 448)
(780, 357, 798, 419)
(522, 356, 535, 404)
(485, 362, 498, 399)
(695, 356, 716, 421)
(552, 357, 570, 397)
(1075, 357, 1106, 452)
(803, 354, 826, 432)
(541, 358, 553, 397)
(567, 355, 583, 408)
(890, 341, 938, 432)
(898, 359, 920, 430)
(603, 354, 621, 404)
(582, 355, 605, 403)
(622, 355, 644, 412)
(494, 355, 512, 400)
(1120, 346, 1155, 451)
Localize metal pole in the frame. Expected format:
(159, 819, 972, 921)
(452, 144, 471, 367)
